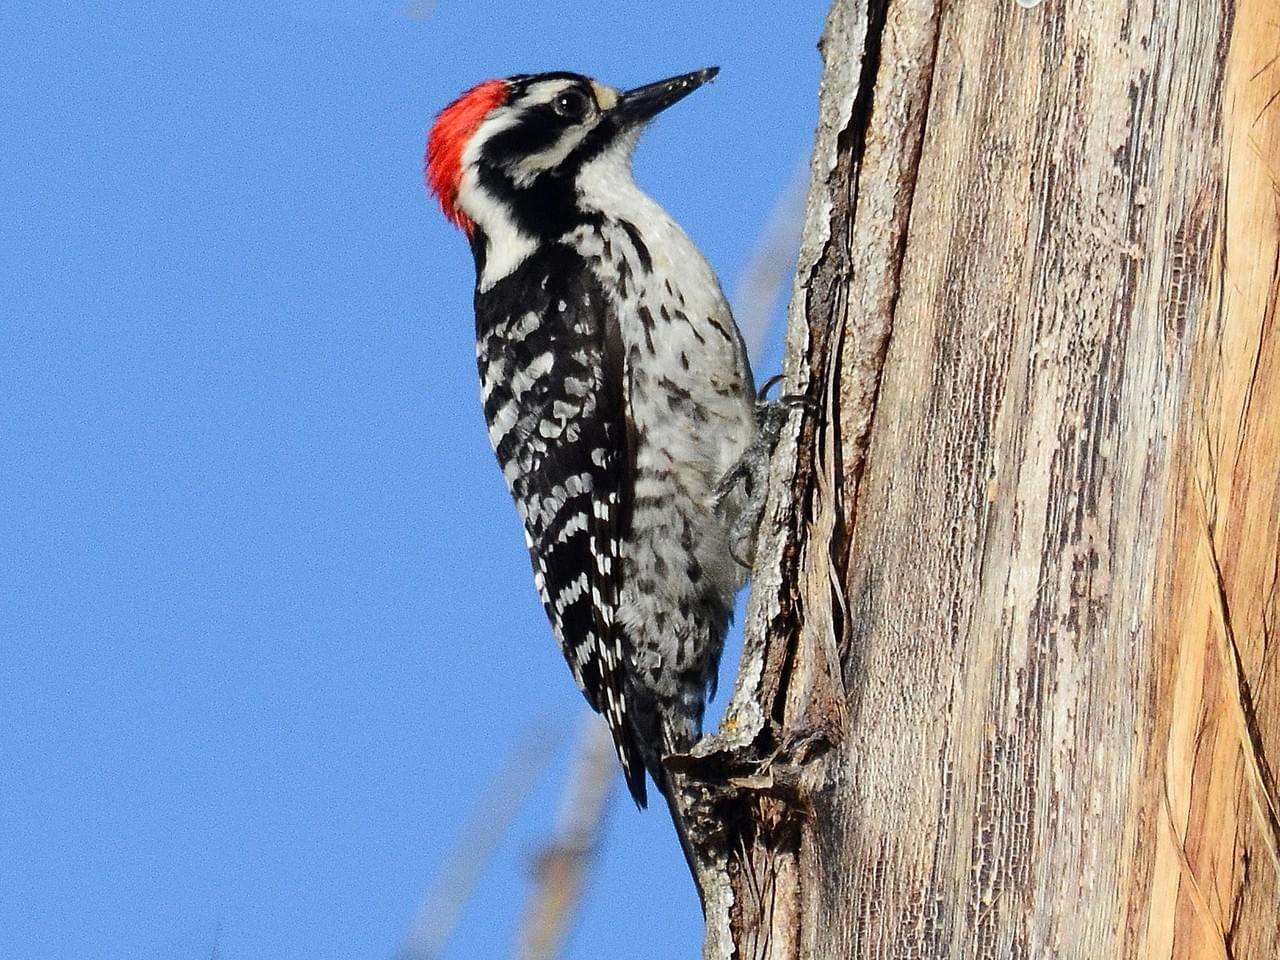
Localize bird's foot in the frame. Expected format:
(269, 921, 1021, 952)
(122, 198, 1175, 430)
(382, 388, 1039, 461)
(714, 387, 804, 568)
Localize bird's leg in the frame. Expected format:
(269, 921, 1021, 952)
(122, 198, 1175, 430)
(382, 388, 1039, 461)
(714, 390, 801, 569)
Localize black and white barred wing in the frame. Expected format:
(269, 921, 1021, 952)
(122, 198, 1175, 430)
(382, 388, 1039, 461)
(476, 266, 647, 805)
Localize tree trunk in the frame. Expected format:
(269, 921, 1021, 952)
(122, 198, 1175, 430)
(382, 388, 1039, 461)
(689, 0, 1280, 956)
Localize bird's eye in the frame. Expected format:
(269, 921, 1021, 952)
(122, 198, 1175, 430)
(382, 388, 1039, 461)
(553, 90, 590, 122)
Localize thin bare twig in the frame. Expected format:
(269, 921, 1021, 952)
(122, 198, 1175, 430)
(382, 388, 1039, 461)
(398, 722, 560, 960)
(402, 0, 439, 21)
(514, 715, 616, 960)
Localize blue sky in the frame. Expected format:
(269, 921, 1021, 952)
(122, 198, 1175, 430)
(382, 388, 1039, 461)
(0, 2, 825, 957)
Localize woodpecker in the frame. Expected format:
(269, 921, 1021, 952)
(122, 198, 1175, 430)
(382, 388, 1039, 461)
(425, 68, 767, 820)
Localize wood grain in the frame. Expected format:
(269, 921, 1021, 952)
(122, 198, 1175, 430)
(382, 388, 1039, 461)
(703, 0, 1280, 956)
(1137, 4, 1280, 955)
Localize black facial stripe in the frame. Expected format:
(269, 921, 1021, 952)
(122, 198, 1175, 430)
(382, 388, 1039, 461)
(483, 115, 564, 169)
(564, 115, 622, 168)
(475, 160, 601, 242)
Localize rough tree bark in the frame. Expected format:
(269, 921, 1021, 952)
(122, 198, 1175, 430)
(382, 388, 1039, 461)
(681, 0, 1280, 957)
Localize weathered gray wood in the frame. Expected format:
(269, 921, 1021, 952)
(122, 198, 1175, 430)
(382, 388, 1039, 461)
(695, 0, 1280, 957)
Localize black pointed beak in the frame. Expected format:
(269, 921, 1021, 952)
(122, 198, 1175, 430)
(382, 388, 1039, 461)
(612, 67, 719, 127)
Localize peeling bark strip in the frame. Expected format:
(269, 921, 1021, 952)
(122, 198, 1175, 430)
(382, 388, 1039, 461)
(688, 0, 1280, 957)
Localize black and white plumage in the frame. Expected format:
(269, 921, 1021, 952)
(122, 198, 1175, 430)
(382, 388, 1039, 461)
(475, 244, 641, 787)
(427, 68, 760, 812)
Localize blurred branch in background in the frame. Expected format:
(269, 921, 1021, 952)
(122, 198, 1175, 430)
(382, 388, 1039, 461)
(398, 722, 560, 960)
(513, 716, 616, 960)
(402, 1, 439, 22)
(731, 169, 807, 364)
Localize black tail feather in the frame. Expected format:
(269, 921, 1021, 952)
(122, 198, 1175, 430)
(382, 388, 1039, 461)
(649, 759, 706, 913)
(618, 729, 648, 808)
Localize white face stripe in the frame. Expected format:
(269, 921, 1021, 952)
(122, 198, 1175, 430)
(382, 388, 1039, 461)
(520, 78, 580, 106)
(458, 107, 537, 290)
(510, 128, 587, 187)
(459, 177, 538, 291)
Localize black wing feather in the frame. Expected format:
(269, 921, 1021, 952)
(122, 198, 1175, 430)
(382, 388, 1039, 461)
(475, 247, 647, 805)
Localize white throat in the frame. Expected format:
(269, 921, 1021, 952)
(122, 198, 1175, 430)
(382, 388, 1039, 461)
(573, 133, 651, 220)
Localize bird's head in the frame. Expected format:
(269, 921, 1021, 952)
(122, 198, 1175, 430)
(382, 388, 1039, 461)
(425, 68, 719, 243)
